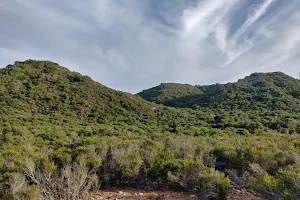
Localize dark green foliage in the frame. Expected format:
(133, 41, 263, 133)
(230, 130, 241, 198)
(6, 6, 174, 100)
(138, 83, 202, 103)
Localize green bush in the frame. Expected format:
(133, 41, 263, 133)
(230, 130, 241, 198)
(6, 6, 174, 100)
(247, 165, 300, 200)
(116, 150, 142, 177)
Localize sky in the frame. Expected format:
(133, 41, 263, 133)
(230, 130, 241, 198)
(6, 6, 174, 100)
(0, 0, 300, 93)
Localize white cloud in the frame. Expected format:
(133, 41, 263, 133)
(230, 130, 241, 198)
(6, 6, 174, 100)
(0, 0, 299, 93)
(232, 0, 276, 41)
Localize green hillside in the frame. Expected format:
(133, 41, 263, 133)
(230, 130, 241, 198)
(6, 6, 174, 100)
(138, 83, 202, 103)
(0, 60, 204, 135)
(0, 60, 299, 200)
(138, 72, 300, 112)
(3, 60, 299, 135)
(138, 72, 300, 134)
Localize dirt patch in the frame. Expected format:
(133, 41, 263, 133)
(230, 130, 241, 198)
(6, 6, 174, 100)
(85, 187, 262, 200)
(227, 188, 262, 200)
(85, 189, 198, 200)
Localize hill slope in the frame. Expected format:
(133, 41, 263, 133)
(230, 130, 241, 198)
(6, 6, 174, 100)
(138, 72, 300, 112)
(0, 60, 206, 134)
(138, 72, 300, 134)
(0, 60, 153, 124)
(137, 83, 202, 103)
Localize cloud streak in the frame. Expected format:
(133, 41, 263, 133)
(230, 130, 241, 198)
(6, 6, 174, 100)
(232, 0, 276, 41)
(0, 0, 299, 93)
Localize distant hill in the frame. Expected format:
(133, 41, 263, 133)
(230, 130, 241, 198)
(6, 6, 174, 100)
(138, 72, 300, 112)
(137, 83, 202, 103)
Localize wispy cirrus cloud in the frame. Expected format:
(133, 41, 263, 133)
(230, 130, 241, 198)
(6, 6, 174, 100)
(232, 0, 276, 41)
(0, 0, 299, 93)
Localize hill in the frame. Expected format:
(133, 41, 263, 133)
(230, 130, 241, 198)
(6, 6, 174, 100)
(0, 60, 207, 135)
(138, 72, 300, 112)
(0, 60, 299, 200)
(138, 72, 300, 134)
(137, 83, 202, 103)
(4, 60, 299, 135)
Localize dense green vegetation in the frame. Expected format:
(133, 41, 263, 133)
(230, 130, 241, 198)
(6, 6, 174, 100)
(0, 60, 299, 200)
(137, 83, 203, 103)
(138, 73, 300, 112)
(138, 73, 300, 134)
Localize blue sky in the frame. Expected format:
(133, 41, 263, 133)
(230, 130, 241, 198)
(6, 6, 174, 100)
(0, 0, 300, 93)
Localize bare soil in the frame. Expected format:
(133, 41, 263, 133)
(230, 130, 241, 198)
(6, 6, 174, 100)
(85, 187, 262, 200)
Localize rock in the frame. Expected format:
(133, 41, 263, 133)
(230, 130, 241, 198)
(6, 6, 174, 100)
(118, 191, 123, 194)
(190, 194, 197, 198)
(139, 192, 144, 196)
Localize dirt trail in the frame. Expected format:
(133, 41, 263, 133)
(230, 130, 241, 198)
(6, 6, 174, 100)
(85, 187, 262, 200)
(227, 187, 262, 200)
